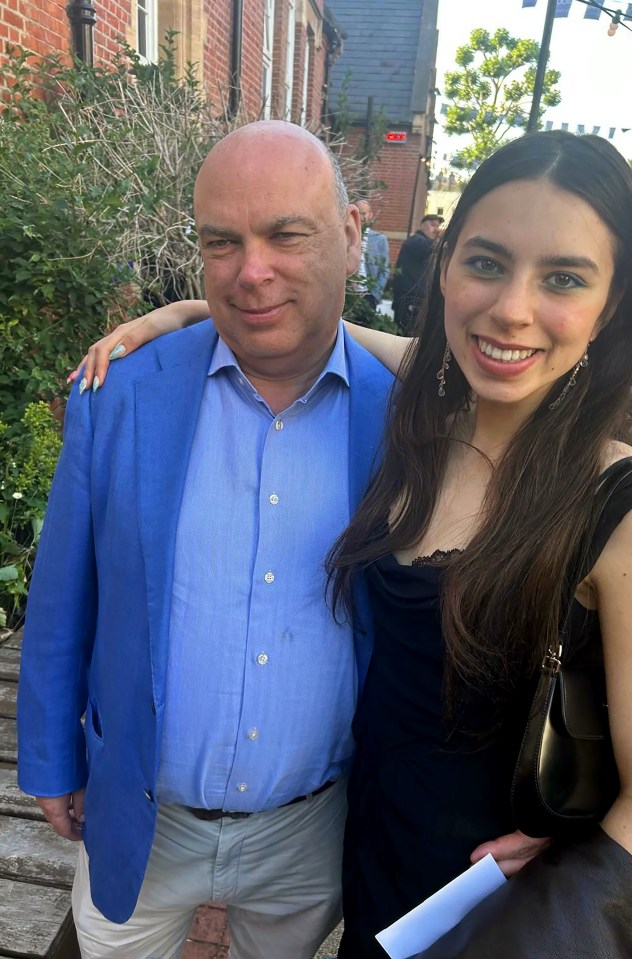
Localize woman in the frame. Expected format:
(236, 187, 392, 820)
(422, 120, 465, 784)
(78, 131, 632, 956)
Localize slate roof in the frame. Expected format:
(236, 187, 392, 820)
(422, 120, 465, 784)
(328, 0, 429, 126)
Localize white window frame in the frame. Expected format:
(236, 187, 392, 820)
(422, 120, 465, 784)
(284, 0, 296, 119)
(137, 0, 158, 64)
(262, 0, 276, 118)
(300, 32, 311, 125)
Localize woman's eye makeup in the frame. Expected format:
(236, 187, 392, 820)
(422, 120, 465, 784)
(464, 256, 502, 275)
(546, 272, 586, 290)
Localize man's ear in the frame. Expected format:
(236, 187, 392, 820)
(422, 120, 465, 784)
(345, 205, 363, 276)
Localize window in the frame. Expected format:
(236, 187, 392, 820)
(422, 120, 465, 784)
(299, 29, 312, 125)
(137, 0, 158, 64)
(284, 0, 296, 119)
(262, 0, 276, 118)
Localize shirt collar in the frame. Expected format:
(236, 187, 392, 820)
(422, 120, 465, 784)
(208, 319, 350, 395)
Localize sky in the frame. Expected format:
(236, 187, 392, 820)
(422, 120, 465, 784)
(433, 0, 632, 168)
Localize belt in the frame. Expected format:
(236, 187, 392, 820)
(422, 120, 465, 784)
(187, 780, 335, 822)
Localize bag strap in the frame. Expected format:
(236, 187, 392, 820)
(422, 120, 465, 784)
(542, 456, 632, 674)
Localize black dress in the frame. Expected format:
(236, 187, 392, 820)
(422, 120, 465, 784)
(338, 467, 632, 959)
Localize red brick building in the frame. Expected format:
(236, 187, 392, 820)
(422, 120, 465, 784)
(0, 1, 342, 129)
(327, 0, 440, 261)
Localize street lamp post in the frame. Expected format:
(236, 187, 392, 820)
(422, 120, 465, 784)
(527, 0, 558, 132)
(66, 1, 97, 66)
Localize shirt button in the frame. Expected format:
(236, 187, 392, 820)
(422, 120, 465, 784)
(247, 727, 259, 740)
(237, 783, 248, 793)
(264, 571, 275, 583)
(257, 652, 269, 665)
(274, 419, 284, 431)
(269, 493, 279, 505)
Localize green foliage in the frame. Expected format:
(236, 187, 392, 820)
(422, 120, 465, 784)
(342, 289, 400, 334)
(0, 403, 62, 628)
(0, 35, 222, 432)
(443, 27, 561, 169)
(0, 36, 228, 626)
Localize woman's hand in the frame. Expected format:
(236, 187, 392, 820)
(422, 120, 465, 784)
(69, 300, 210, 392)
(470, 829, 550, 877)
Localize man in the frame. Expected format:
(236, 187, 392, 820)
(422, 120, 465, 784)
(354, 199, 390, 309)
(18, 121, 393, 959)
(392, 213, 443, 333)
(18, 122, 543, 959)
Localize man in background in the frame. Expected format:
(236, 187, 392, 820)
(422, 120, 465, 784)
(392, 213, 443, 332)
(354, 199, 390, 310)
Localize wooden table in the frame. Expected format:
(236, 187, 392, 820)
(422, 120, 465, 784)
(0, 631, 79, 959)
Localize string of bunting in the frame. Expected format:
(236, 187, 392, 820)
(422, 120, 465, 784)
(522, 0, 632, 28)
(438, 103, 629, 139)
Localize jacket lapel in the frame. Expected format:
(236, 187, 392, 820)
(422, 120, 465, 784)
(135, 323, 217, 698)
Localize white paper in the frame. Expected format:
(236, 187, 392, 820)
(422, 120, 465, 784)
(375, 853, 506, 959)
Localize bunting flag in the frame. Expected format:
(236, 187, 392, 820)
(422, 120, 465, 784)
(522, 0, 571, 14)
(523, 0, 632, 18)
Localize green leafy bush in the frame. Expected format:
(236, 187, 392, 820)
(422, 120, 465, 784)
(0, 403, 62, 627)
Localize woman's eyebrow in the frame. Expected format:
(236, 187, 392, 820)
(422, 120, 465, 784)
(539, 254, 600, 273)
(462, 236, 600, 273)
(462, 236, 513, 259)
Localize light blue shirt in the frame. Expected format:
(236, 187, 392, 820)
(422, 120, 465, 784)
(157, 322, 355, 811)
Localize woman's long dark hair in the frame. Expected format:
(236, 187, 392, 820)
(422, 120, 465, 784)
(329, 131, 632, 704)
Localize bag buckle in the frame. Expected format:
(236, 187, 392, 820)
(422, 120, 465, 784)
(542, 644, 563, 675)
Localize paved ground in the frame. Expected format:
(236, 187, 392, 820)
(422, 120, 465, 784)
(182, 906, 342, 958)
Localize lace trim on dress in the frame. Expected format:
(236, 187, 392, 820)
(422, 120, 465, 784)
(411, 547, 463, 567)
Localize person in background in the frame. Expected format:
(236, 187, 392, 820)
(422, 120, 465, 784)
(392, 212, 444, 333)
(355, 199, 390, 310)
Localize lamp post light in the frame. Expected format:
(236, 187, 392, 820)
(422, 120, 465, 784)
(66, 0, 97, 66)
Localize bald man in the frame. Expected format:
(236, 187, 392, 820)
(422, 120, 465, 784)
(17, 122, 394, 958)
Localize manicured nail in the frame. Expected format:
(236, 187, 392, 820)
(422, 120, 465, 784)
(109, 344, 126, 360)
(79, 378, 87, 395)
(66, 371, 78, 384)
(92, 376, 100, 393)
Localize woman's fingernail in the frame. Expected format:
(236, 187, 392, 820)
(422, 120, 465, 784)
(92, 377, 100, 393)
(67, 371, 78, 384)
(109, 344, 126, 360)
(79, 378, 88, 395)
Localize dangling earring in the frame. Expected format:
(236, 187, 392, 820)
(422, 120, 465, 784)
(437, 343, 452, 397)
(548, 347, 590, 411)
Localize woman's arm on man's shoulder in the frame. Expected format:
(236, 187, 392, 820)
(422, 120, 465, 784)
(343, 321, 411, 377)
(72, 299, 210, 391)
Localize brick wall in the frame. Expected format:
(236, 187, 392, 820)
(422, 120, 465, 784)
(0, 0, 132, 68)
(203, 0, 232, 106)
(370, 131, 427, 262)
(339, 126, 428, 266)
(93, 0, 133, 63)
(0, 0, 70, 59)
(1, 1, 331, 128)
(239, 0, 265, 116)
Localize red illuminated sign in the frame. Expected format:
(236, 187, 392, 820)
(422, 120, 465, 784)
(385, 131, 407, 142)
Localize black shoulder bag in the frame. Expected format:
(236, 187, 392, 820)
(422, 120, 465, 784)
(511, 457, 632, 838)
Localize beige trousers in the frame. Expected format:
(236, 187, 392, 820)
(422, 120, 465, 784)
(72, 779, 346, 959)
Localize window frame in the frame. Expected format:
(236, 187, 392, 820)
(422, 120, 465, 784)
(137, 0, 158, 65)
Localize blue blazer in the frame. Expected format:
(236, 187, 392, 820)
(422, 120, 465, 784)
(17, 321, 394, 923)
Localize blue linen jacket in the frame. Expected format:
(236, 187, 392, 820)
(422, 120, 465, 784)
(17, 320, 394, 923)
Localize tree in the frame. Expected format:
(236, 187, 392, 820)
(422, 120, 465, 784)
(443, 28, 561, 170)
